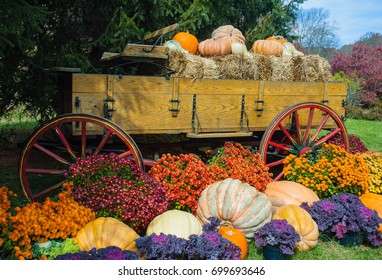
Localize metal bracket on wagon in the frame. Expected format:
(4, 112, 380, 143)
(103, 98, 116, 119)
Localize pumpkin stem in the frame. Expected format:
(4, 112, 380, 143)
(220, 221, 234, 228)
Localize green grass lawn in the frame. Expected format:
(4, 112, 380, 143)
(345, 118, 382, 152)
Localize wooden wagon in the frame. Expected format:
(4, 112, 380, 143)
(18, 25, 349, 201)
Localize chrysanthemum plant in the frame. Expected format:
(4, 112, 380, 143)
(65, 153, 169, 235)
(283, 143, 370, 198)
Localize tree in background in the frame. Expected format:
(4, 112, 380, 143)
(0, 0, 304, 120)
(331, 44, 382, 119)
(294, 7, 339, 59)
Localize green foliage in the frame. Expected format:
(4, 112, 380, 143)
(31, 238, 80, 260)
(0, 0, 303, 119)
(332, 71, 364, 106)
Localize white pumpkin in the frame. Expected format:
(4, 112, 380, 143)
(231, 42, 248, 55)
(164, 40, 183, 51)
(282, 42, 304, 57)
(146, 209, 202, 239)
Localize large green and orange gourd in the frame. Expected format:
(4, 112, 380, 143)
(196, 178, 272, 239)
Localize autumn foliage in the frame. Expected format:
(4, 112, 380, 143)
(331, 44, 382, 106)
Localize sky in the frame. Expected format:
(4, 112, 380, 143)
(300, 0, 382, 46)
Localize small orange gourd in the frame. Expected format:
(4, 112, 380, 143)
(173, 31, 199, 54)
(360, 193, 382, 232)
(273, 205, 319, 251)
(252, 39, 283, 56)
(218, 227, 248, 260)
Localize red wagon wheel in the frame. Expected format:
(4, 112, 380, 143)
(19, 113, 143, 201)
(259, 102, 349, 181)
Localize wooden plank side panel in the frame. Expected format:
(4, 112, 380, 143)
(72, 74, 107, 93)
(178, 78, 261, 95)
(112, 76, 192, 134)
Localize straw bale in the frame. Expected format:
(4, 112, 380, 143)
(167, 49, 219, 79)
(270, 56, 294, 81)
(254, 53, 273, 80)
(166, 49, 332, 82)
(211, 54, 258, 80)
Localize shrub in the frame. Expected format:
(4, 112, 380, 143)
(206, 142, 272, 192)
(360, 152, 382, 194)
(65, 153, 169, 235)
(283, 143, 370, 198)
(331, 44, 382, 106)
(328, 134, 368, 154)
(149, 153, 215, 213)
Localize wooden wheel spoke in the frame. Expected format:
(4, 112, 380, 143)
(303, 108, 315, 143)
(94, 130, 113, 155)
(278, 123, 296, 146)
(81, 120, 87, 158)
(273, 172, 284, 181)
(309, 114, 330, 144)
(26, 168, 67, 174)
(312, 128, 342, 148)
(33, 143, 70, 165)
(293, 111, 302, 143)
(119, 150, 133, 158)
(268, 141, 291, 152)
(54, 127, 77, 159)
(33, 181, 65, 200)
(267, 158, 285, 168)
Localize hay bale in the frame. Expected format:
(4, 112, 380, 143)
(167, 49, 219, 79)
(301, 55, 326, 82)
(254, 53, 273, 80)
(212, 54, 258, 80)
(270, 56, 294, 81)
(291, 56, 303, 81)
(318, 57, 333, 82)
(167, 49, 333, 82)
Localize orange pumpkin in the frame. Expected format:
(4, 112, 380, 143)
(360, 193, 382, 232)
(273, 205, 319, 251)
(252, 39, 283, 56)
(173, 32, 199, 54)
(218, 227, 248, 260)
(198, 37, 232, 56)
(264, 181, 320, 213)
(266, 35, 287, 44)
(211, 25, 246, 44)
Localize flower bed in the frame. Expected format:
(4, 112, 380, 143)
(1, 141, 382, 260)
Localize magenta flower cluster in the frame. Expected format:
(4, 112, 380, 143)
(65, 153, 169, 234)
(328, 134, 368, 154)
